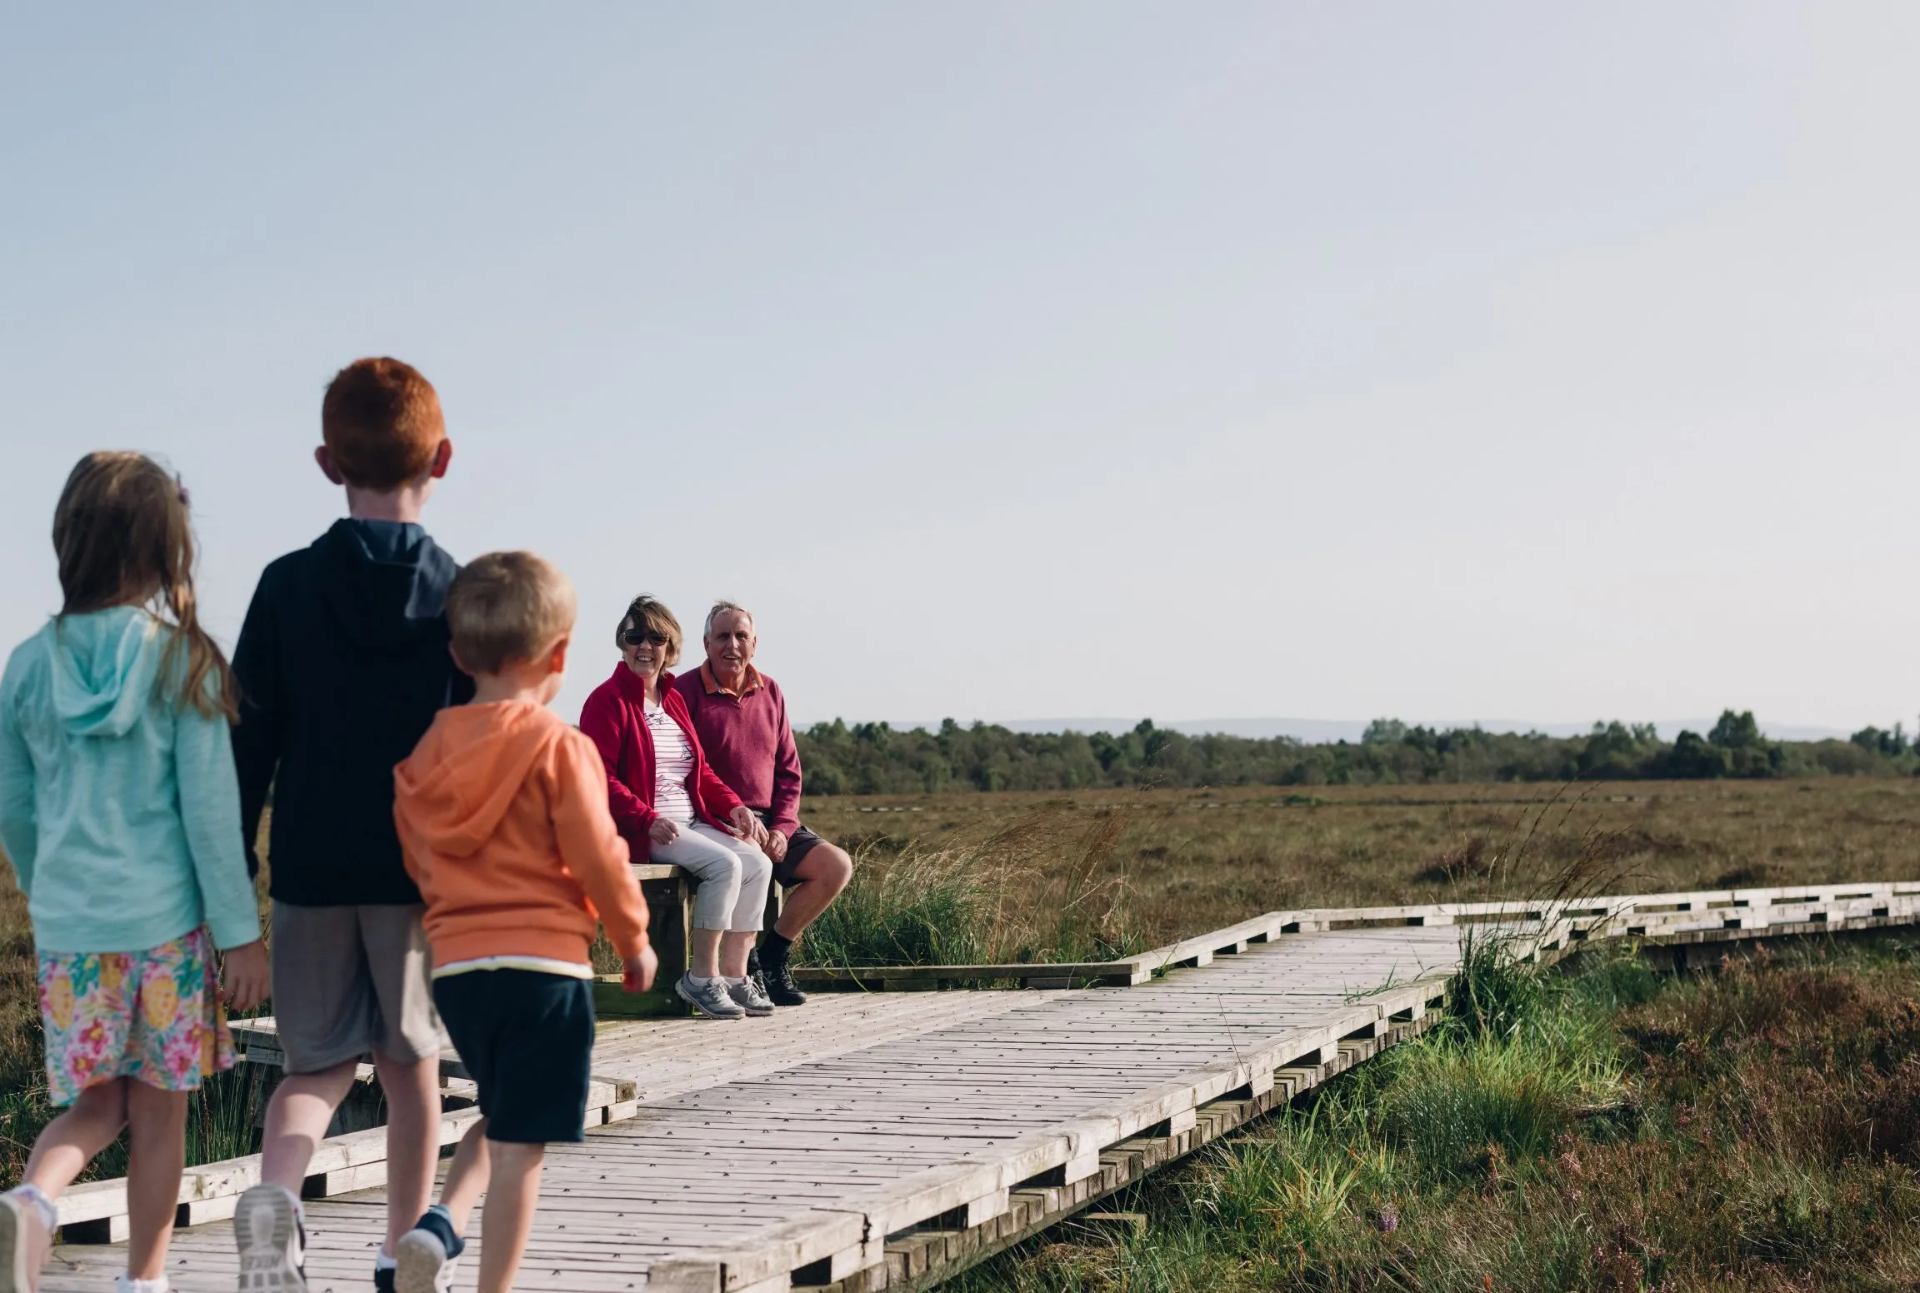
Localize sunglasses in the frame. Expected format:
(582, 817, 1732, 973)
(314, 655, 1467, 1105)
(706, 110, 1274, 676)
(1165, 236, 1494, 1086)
(621, 629, 669, 647)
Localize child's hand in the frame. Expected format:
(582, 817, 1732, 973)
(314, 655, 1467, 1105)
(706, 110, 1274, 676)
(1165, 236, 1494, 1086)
(623, 946, 659, 994)
(220, 940, 271, 1013)
(649, 818, 681, 847)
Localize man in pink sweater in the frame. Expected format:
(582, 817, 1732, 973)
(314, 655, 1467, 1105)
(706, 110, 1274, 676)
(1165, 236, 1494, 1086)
(672, 603, 851, 1007)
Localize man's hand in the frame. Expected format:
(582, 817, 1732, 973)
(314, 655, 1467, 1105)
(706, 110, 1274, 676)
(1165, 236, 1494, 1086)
(730, 805, 768, 847)
(623, 946, 659, 993)
(765, 829, 789, 864)
(220, 940, 271, 1013)
(649, 818, 681, 847)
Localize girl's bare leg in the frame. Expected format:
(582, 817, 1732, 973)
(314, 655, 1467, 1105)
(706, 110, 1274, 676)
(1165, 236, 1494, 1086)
(124, 1081, 189, 1282)
(23, 1079, 129, 1197)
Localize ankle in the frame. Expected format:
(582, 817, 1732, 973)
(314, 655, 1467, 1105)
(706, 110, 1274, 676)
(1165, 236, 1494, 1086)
(115, 1275, 170, 1293)
(6, 1183, 58, 1235)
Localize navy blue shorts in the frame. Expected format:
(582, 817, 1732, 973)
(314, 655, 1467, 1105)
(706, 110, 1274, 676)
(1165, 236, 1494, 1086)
(756, 812, 826, 888)
(432, 969, 594, 1144)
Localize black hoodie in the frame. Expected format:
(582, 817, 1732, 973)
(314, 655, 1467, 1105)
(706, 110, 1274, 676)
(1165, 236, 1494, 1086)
(232, 519, 474, 906)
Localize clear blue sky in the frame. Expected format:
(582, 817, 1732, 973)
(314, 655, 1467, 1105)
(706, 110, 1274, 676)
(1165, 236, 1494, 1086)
(3, 4, 1916, 731)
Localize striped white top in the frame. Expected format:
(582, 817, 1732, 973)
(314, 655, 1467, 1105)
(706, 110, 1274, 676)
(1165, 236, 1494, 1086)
(647, 700, 697, 825)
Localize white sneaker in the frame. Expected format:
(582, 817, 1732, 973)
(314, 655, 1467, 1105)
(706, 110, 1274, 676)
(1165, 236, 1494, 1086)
(234, 1183, 307, 1289)
(727, 977, 775, 1017)
(676, 973, 746, 1019)
(0, 1191, 50, 1293)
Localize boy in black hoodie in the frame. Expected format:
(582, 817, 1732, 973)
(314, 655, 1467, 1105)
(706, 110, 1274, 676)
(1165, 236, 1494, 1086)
(230, 358, 472, 1293)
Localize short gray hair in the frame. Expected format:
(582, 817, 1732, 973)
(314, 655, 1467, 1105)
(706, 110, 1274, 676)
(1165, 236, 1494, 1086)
(704, 600, 754, 638)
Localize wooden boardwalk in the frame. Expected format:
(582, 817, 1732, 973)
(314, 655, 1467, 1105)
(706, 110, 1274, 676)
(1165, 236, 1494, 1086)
(40, 881, 1920, 1292)
(41, 926, 1459, 1292)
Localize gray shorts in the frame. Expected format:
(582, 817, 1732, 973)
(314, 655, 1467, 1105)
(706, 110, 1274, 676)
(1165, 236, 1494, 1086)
(270, 902, 443, 1073)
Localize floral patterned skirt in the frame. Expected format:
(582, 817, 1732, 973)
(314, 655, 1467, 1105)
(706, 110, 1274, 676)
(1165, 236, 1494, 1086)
(37, 926, 236, 1107)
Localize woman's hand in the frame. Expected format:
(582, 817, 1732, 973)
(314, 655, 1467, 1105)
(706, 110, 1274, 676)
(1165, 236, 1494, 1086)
(730, 805, 767, 846)
(649, 818, 681, 847)
(623, 946, 659, 994)
(220, 940, 271, 1013)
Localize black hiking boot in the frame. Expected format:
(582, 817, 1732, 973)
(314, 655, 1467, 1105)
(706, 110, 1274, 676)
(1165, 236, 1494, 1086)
(761, 953, 808, 1007)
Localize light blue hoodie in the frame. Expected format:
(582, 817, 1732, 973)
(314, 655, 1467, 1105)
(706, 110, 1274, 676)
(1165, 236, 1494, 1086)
(0, 607, 261, 954)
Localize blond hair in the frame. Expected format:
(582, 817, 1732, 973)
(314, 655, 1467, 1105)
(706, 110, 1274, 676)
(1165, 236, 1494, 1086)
(53, 452, 236, 721)
(704, 600, 754, 638)
(615, 596, 682, 668)
(447, 551, 576, 674)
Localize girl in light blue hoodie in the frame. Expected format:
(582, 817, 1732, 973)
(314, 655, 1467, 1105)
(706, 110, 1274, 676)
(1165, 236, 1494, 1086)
(0, 453, 270, 1293)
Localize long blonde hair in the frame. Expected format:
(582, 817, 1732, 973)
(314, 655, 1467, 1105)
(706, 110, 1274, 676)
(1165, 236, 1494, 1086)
(52, 452, 237, 721)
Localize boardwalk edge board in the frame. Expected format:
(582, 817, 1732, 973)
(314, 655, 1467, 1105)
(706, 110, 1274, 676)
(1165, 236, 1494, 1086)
(796, 882, 1920, 992)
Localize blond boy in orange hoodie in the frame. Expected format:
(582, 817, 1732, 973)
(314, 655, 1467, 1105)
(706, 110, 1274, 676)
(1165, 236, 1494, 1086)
(391, 551, 656, 1293)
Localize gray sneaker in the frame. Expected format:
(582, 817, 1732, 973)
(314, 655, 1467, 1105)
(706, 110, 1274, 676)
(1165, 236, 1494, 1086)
(728, 977, 776, 1017)
(676, 973, 746, 1019)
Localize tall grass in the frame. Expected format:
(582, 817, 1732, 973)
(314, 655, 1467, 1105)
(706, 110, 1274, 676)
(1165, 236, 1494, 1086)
(801, 803, 1154, 968)
(956, 935, 1920, 1292)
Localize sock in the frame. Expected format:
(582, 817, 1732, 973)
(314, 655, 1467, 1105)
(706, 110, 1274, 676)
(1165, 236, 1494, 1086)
(760, 930, 793, 965)
(116, 1275, 170, 1293)
(374, 1252, 396, 1272)
(6, 1184, 57, 1234)
(689, 973, 716, 987)
(725, 976, 746, 988)
(414, 1204, 464, 1257)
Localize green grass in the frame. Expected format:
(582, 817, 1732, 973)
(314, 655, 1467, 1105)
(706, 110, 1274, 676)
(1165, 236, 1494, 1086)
(953, 934, 1920, 1293)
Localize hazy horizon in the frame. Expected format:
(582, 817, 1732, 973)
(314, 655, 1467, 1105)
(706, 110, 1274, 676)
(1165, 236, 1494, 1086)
(5, 5, 1917, 730)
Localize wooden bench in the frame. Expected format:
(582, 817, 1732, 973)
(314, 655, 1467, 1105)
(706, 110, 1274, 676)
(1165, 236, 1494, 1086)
(593, 862, 784, 1018)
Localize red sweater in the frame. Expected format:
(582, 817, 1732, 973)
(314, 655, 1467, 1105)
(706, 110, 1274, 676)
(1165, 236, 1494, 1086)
(672, 666, 804, 837)
(579, 663, 745, 844)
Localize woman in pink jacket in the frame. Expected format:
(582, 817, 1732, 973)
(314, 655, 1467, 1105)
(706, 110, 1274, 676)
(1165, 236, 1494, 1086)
(579, 596, 775, 1020)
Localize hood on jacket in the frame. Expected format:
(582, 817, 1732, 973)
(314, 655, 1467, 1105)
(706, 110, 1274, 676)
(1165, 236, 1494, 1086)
(47, 607, 168, 738)
(394, 701, 565, 859)
(315, 519, 459, 657)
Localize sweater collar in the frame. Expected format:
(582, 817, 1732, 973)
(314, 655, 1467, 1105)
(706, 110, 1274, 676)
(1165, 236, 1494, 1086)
(700, 661, 764, 698)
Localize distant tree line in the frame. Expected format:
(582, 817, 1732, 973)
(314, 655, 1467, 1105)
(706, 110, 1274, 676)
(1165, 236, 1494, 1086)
(792, 710, 1920, 795)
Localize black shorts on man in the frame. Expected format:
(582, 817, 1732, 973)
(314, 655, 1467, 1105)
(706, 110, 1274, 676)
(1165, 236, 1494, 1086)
(756, 811, 824, 888)
(432, 968, 594, 1144)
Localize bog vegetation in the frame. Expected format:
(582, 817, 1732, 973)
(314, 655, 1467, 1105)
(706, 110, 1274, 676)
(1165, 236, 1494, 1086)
(796, 709, 1920, 794)
(951, 934, 1920, 1292)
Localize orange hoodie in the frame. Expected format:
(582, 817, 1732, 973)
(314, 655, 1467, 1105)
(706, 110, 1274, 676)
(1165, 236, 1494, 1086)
(393, 700, 650, 970)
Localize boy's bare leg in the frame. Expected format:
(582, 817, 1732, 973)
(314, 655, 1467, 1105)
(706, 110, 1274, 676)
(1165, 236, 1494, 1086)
(476, 1143, 545, 1293)
(436, 1120, 492, 1234)
(374, 1051, 441, 1254)
(23, 1079, 129, 1198)
(772, 844, 853, 941)
(124, 1082, 189, 1283)
(259, 1060, 359, 1190)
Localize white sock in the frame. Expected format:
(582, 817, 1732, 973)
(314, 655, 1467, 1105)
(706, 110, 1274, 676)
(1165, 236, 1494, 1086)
(5, 1184, 58, 1234)
(374, 1251, 397, 1272)
(689, 973, 716, 987)
(725, 977, 747, 987)
(115, 1275, 170, 1293)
